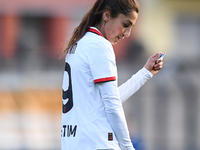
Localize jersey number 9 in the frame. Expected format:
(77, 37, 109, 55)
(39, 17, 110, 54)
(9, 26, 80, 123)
(62, 62, 73, 114)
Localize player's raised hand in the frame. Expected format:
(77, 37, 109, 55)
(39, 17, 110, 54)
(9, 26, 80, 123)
(144, 52, 164, 76)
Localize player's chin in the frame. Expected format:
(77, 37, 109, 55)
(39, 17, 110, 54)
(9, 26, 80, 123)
(112, 42, 118, 45)
(111, 40, 119, 45)
(109, 37, 120, 45)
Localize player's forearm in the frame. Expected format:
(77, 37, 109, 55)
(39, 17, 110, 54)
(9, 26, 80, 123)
(97, 81, 135, 150)
(119, 67, 153, 103)
(106, 106, 135, 150)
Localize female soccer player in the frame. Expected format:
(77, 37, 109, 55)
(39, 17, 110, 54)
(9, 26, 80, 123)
(61, 0, 163, 150)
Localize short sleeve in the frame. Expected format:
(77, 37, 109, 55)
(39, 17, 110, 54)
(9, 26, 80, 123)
(88, 42, 117, 84)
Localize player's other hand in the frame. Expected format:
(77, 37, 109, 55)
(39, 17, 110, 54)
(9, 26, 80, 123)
(144, 52, 164, 76)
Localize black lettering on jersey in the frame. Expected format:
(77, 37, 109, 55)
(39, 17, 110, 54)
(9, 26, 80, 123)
(67, 125, 77, 137)
(62, 125, 67, 137)
(62, 125, 77, 137)
(62, 62, 73, 114)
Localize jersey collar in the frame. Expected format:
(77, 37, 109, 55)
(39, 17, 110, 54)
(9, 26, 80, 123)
(88, 27, 103, 37)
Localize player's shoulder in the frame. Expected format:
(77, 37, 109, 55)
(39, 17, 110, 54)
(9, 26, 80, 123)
(80, 32, 112, 50)
(76, 32, 115, 60)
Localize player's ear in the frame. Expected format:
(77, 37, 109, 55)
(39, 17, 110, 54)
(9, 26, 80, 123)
(103, 9, 111, 22)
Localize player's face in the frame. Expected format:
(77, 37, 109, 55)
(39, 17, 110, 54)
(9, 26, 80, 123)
(103, 10, 138, 45)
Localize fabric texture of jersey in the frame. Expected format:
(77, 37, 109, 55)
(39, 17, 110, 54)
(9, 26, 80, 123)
(61, 27, 122, 150)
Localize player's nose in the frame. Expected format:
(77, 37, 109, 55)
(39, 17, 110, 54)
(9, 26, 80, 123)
(124, 28, 131, 37)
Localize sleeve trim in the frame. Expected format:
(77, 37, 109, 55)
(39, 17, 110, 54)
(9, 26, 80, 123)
(94, 76, 116, 84)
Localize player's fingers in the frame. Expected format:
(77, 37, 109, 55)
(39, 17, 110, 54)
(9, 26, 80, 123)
(156, 59, 163, 64)
(151, 52, 162, 62)
(155, 61, 163, 67)
(153, 61, 163, 70)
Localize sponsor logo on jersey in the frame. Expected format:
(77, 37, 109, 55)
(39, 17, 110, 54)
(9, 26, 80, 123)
(61, 125, 77, 137)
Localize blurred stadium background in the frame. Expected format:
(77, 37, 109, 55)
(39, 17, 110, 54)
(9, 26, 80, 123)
(0, 0, 200, 150)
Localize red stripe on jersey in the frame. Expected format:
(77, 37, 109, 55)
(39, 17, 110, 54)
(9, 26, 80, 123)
(94, 77, 116, 83)
(88, 28, 103, 37)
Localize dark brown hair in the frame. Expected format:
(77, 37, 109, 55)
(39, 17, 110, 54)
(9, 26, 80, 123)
(63, 0, 139, 55)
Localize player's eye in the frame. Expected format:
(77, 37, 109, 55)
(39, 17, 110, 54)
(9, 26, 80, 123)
(123, 23, 130, 28)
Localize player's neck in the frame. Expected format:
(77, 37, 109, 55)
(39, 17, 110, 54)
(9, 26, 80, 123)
(94, 23, 105, 37)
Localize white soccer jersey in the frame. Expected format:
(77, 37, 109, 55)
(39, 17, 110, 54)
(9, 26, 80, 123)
(61, 27, 153, 150)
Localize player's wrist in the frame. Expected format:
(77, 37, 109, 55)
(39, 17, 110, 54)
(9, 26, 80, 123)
(142, 67, 153, 78)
